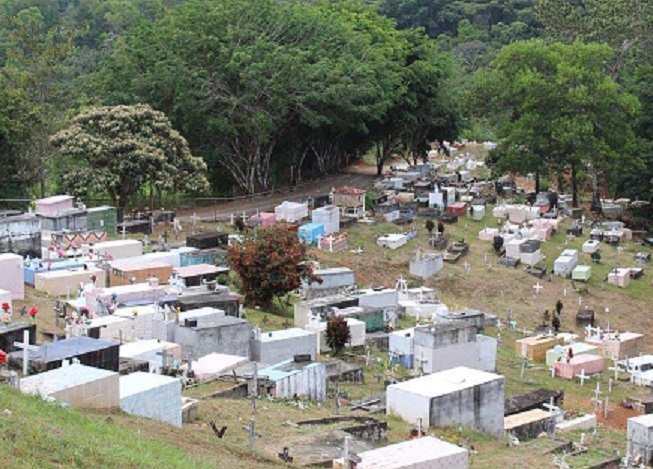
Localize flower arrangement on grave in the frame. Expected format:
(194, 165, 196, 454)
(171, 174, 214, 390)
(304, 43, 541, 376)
(90, 274, 97, 283)
(28, 306, 39, 322)
(1, 303, 11, 326)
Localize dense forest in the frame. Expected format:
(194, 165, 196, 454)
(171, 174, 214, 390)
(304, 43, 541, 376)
(0, 0, 651, 207)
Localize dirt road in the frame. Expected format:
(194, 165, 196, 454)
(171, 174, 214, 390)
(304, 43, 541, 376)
(178, 169, 375, 222)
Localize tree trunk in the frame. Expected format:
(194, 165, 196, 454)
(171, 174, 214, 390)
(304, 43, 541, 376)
(535, 169, 540, 195)
(571, 162, 579, 208)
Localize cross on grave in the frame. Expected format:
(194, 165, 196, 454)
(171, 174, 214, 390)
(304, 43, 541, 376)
(521, 326, 531, 337)
(464, 262, 471, 276)
(609, 377, 614, 393)
(156, 349, 173, 371)
(563, 288, 567, 297)
(121, 224, 127, 240)
(549, 365, 556, 378)
(592, 382, 603, 401)
(543, 396, 561, 418)
(533, 283, 543, 295)
(242, 419, 261, 449)
(591, 397, 601, 414)
(13, 330, 39, 377)
(278, 447, 293, 463)
(520, 355, 528, 378)
(341, 435, 361, 469)
(603, 397, 610, 419)
(576, 369, 589, 386)
(364, 348, 371, 367)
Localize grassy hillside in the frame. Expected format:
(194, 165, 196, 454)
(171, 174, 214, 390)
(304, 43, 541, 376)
(0, 385, 277, 468)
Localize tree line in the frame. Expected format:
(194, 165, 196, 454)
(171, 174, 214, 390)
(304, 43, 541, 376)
(1, 0, 652, 210)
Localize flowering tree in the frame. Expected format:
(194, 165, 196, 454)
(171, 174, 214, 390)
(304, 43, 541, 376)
(51, 104, 210, 207)
(227, 225, 320, 308)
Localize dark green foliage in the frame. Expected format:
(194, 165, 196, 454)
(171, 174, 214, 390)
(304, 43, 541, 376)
(326, 315, 351, 356)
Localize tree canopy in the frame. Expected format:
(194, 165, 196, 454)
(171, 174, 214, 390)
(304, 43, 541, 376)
(95, 0, 458, 192)
(50, 104, 209, 208)
(468, 40, 639, 206)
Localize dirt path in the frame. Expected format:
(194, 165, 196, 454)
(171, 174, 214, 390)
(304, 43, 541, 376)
(177, 170, 375, 222)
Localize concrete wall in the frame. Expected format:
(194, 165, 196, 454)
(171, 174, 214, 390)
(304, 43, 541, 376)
(0, 215, 40, 257)
(0, 253, 24, 300)
(171, 321, 251, 361)
(476, 335, 498, 372)
(415, 341, 479, 374)
(357, 289, 398, 309)
(429, 378, 505, 436)
(302, 268, 355, 300)
(386, 387, 432, 426)
(251, 331, 317, 364)
(120, 374, 182, 427)
(52, 374, 120, 408)
(628, 416, 653, 465)
(413, 323, 476, 350)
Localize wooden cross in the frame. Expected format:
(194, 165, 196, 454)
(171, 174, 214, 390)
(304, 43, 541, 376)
(533, 283, 543, 295)
(592, 382, 603, 401)
(342, 435, 361, 469)
(241, 419, 261, 449)
(603, 397, 610, 419)
(13, 330, 39, 376)
(576, 369, 589, 386)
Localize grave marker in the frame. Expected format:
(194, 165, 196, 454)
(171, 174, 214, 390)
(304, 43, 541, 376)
(576, 369, 589, 386)
(13, 330, 39, 376)
(533, 283, 543, 295)
(242, 419, 261, 449)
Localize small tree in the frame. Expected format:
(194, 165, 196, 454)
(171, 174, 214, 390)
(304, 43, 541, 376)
(227, 225, 320, 308)
(425, 219, 435, 235)
(51, 104, 210, 208)
(326, 316, 351, 356)
(555, 299, 563, 316)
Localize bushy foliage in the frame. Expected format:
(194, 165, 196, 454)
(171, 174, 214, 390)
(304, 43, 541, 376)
(326, 315, 351, 356)
(227, 225, 321, 308)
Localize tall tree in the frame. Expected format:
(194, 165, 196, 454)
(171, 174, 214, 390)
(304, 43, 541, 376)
(50, 104, 209, 208)
(468, 40, 639, 206)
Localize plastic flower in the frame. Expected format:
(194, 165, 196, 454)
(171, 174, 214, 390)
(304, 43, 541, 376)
(1, 303, 10, 312)
(2, 313, 10, 324)
(28, 306, 39, 318)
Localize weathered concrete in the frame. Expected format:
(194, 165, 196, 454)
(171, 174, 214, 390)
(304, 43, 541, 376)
(0, 214, 40, 257)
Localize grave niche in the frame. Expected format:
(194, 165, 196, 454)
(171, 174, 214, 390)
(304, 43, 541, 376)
(0, 322, 36, 353)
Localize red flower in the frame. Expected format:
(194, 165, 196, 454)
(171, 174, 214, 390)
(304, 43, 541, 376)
(28, 306, 39, 318)
(1, 303, 9, 312)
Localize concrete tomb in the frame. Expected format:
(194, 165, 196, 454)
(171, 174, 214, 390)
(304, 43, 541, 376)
(174, 264, 228, 287)
(9, 336, 119, 372)
(83, 240, 143, 260)
(386, 366, 505, 436)
(0, 213, 40, 257)
(120, 372, 182, 427)
(515, 335, 564, 363)
(0, 253, 24, 300)
(0, 322, 36, 353)
(251, 327, 317, 364)
(333, 435, 469, 469)
(554, 355, 605, 379)
(119, 339, 182, 374)
(190, 353, 248, 382)
(627, 414, 653, 466)
(504, 409, 556, 441)
(254, 357, 326, 401)
(20, 363, 119, 408)
(301, 267, 355, 300)
(35, 267, 106, 296)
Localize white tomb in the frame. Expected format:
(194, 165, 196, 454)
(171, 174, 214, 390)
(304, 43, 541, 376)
(628, 414, 653, 465)
(190, 353, 248, 382)
(554, 249, 579, 277)
(119, 339, 182, 373)
(311, 205, 340, 234)
(582, 239, 600, 254)
(608, 268, 631, 288)
(387, 366, 505, 436)
(20, 363, 119, 408)
(377, 234, 408, 250)
(120, 372, 182, 427)
(83, 239, 143, 260)
(0, 253, 24, 299)
(333, 435, 469, 469)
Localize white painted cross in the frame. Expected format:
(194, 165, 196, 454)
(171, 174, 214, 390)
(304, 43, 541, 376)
(576, 369, 589, 386)
(342, 435, 361, 468)
(13, 330, 39, 376)
(549, 365, 556, 378)
(543, 396, 561, 417)
(578, 296, 583, 307)
(603, 397, 610, 419)
(592, 382, 603, 401)
(563, 288, 567, 297)
(121, 224, 127, 240)
(520, 355, 528, 378)
(533, 283, 543, 295)
(608, 377, 614, 393)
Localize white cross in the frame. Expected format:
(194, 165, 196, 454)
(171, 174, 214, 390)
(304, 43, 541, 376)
(603, 397, 609, 419)
(464, 262, 471, 276)
(520, 356, 528, 378)
(578, 296, 583, 306)
(533, 283, 543, 295)
(549, 365, 556, 378)
(543, 396, 560, 417)
(13, 330, 39, 376)
(608, 377, 614, 393)
(563, 288, 567, 297)
(121, 224, 127, 240)
(576, 369, 589, 386)
(592, 382, 602, 401)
